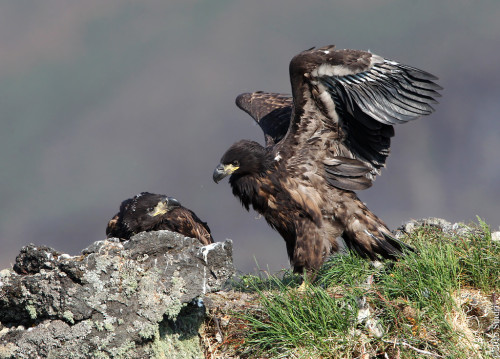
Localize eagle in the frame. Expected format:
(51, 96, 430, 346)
(213, 45, 441, 278)
(106, 192, 214, 245)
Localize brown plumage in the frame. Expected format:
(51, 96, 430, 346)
(106, 192, 213, 245)
(213, 45, 441, 278)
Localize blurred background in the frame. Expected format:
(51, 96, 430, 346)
(1, 1, 499, 274)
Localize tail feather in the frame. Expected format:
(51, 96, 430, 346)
(365, 231, 415, 259)
(338, 197, 413, 260)
(382, 232, 415, 254)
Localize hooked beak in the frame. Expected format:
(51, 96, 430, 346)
(150, 196, 181, 217)
(213, 163, 239, 183)
(165, 196, 181, 209)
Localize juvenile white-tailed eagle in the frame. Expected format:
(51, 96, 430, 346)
(213, 45, 441, 278)
(106, 192, 214, 245)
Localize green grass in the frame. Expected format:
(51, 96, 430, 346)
(228, 218, 500, 358)
(236, 275, 361, 358)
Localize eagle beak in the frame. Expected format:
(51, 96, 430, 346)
(150, 202, 167, 217)
(213, 163, 238, 183)
(150, 197, 181, 216)
(166, 197, 181, 209)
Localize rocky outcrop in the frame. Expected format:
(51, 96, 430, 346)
(1, 218, 497, 358)
(395, 217, 483, 237)
(0, 231, 234, 359)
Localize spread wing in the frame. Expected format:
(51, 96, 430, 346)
(235, 92, 292, 146)
(279, 45, 441, 190)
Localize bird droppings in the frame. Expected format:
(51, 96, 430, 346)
(200, 242, 224, 264)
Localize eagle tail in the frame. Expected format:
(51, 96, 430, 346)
(381, 232, 415, 255)
(340, 199, 414, 260)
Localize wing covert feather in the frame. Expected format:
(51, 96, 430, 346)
(236, 92, 292, 146)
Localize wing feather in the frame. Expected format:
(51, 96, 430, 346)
(235, 92, 292, 146)
(234, 45, 441, 189)
(323, 157, 373, 190)
(280, 45, 441, 185)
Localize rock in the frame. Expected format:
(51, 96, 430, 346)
(0, 230, 234, 359)
(395, 217, 485, 238)
(396, 217, 454, 235)
(12, 245, 62, 275)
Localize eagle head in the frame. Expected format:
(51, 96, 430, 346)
(148, 195, 182, 217)
(213, 140, 267, 183)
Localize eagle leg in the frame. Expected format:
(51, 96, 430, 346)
(291, 221, 328, 282)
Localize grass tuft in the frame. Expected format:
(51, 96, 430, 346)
(241, 278, 360, 358)
(216, 218, 500, 358)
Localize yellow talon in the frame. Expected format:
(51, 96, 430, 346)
(297, 281, 308, 293)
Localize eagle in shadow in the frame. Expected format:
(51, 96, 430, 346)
(106, 192, 214, 245)
(213, 45, 441, 279)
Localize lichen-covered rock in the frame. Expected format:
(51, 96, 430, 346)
(395, 217, 485, 238)
(12, 245, 62, 275)
(0, 231, 234, 359)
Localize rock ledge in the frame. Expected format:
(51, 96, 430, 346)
(0, 231, 234, 359)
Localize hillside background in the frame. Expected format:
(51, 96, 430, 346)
(1, 1, 499, 273)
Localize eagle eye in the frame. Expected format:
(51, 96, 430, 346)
(232, 160, 239, 167)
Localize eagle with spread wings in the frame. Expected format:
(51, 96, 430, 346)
(213, 45, 441, 278)
(106, 192, 214, 245)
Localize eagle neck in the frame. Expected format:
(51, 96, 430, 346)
(228, 149, 274, 212)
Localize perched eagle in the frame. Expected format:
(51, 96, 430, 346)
(213, 45, 441, 278)
(106, 192, 214, 245)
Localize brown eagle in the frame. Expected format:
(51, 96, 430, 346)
(213, 45, 441, 278)
(106, 192, 214, 245)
